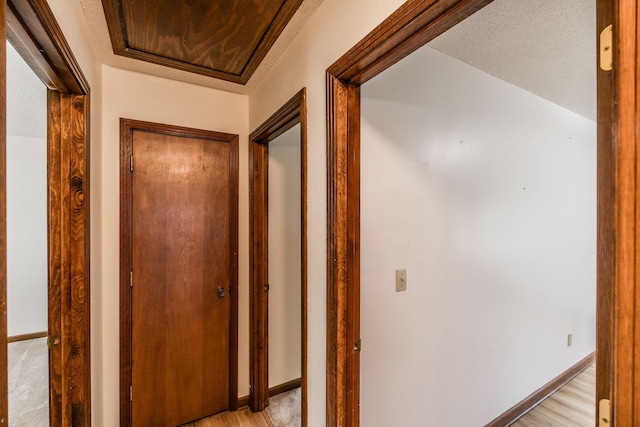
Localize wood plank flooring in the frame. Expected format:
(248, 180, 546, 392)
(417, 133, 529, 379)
(180, 408, 272, 427)
(511, 364, 595, 426)
(181, 366, 595, 427)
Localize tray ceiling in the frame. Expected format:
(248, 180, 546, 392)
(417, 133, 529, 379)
(101, 0, 304, 85)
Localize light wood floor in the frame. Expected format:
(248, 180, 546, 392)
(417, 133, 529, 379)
(511, 364, 595, 426)
(181, 365, 595, 426)
(181, 408, 272, 427)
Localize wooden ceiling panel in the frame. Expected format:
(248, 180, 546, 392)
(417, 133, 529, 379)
(102, 0, 303, 84)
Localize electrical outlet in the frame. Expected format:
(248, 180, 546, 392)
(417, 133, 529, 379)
(567, 334, 573, 347)
(396, 269, 407, 292)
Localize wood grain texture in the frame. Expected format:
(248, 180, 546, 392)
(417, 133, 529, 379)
(6, 0, 89, 94)
(181, 407, 272, 427)
(101, 0, 303, 84)
(48, 92, 91, 427)
(486, 353, 595, 427)
(120, 119, 239, 426)
(595, 0, 613, 425)
(249, 89, 308, 426)
(611, 0, 640, 424)
(511, 363, 596, 427)
(0, 3, 6, 425)
(327, 0, 494, 85)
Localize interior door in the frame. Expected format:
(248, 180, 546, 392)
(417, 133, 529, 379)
(121, 119, 238, 426)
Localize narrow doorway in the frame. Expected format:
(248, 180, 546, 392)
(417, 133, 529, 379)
(325, 0, 613, 425)
(6, 39, 48, 426)
(249, 89, 308, 426)
(359, 1, 596, 422)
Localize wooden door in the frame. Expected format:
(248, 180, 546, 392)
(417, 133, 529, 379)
(120, 119, 238, 427)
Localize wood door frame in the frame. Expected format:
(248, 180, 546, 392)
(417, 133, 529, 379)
(1, 0, 91, 426)
(119, 118, 239, 426)
(249, 88, 308, 424)
(325, 0, 620, 426)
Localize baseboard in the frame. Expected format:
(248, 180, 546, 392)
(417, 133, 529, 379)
(238, 377, 302, 409)
(269, 378, 302, 397)
(485, 351, 596, 427)
(237, 395, 250, 409)
(7, 331, 47, 343)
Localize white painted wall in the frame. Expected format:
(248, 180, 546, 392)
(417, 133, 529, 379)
(268, 124, 302, 387)
(6, 135, 47, 336)
(99, 65, 249, 424)
(359, 46, 596, 426)
(249, 2, 408, 424)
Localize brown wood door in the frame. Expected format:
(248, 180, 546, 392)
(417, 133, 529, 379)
(120, 119, 238, 427)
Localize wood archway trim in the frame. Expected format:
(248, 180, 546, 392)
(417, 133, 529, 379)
(2, 0, 91, 426)
(249, 88, 308, 424)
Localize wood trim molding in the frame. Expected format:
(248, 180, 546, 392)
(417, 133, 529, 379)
(595, 0, 613, 425)
(249, 88, 308, 426)
(269, 378, 302, 398)
(7, 331, 48, 343)
(6, 0, 89, 94)
(610, 0, 640, 424)
(119, 119, 240, 426)
(485, 353, 596, 427)
(0, 3, 6, 425)
(48, 91, 91, 427)
(100, 0, 303, 85)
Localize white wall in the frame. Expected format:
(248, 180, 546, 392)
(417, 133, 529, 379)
(249, 1, 407, 424)
(6, 135, 47, 336)
(359, 46, 596, 426)
(99, 65, 249, 425)
(268, 124, 302, 387)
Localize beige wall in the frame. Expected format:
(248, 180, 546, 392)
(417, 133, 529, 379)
(268, 124, 302, 388)
(99, 65, 249, 426)
(249, 1, 406, 425)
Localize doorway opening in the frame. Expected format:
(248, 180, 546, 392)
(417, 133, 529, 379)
(6, 38, 48, 425)
(325, 0, 614, 425)
(2, 0, 91, 425)
(249, 88, 308, 426)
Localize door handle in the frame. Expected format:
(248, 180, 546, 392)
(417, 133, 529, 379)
(216, 286, 226, 299)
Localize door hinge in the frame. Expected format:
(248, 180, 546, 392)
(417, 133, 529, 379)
(354, 338, 362, 353)
(600, 24, 613, 71)
(130, 385, 133, 402)
(599, 399, 611, 427)
(130, 155, 134, 172)
(130, 270, 133, 287)
(47, 334, 60, 349)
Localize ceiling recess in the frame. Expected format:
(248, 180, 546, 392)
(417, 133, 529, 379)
(101, 0, 303, 85)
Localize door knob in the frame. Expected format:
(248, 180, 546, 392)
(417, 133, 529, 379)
(216, 286, 226, 299)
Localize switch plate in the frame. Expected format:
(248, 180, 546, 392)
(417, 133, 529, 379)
(396, 269, 407, 292)
(567, 334, 573, 347)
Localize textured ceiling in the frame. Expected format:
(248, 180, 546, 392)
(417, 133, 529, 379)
(429, 0, 596, 121)
(6, 41, 47, 139)
(80, 0, 324, 94)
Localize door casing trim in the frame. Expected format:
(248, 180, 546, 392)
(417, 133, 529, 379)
(249, 88, 308, 425)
